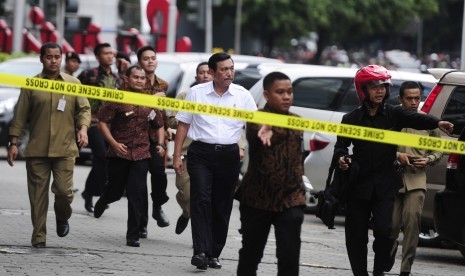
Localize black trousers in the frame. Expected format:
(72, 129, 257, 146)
(237, 204, 304, 276)
(140, 142, 169, 229)
(345, 196, 396, 276)
(187, 141, 240, 258)
(100, 157, 149, 241)
(83, 126, 107, 196)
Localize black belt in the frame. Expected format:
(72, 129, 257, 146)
(192, 141, 236, 152)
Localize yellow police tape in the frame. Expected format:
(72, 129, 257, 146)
(1, 73, 465, 154)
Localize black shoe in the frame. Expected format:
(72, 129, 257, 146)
(94, 199, 107, 218)
(126, 239, 140, 247)
(82, 192, 94, 213)
(32, 242, 46, 249)
(152, 206, 170, 227)
(373, 273, 385, 276)
(208, 257, 222, 269)
(56, 219, 69, 237)
(139, 227, 148, 239)
(191, 253, 208, 270)
(175, 215, 189, 234)
(399, 272, 412, 276)
(385, 240, 399, 272)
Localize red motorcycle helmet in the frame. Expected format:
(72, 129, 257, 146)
(354, 65, 392, 102)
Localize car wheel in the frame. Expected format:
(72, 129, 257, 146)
(458, 245, 465, 260)
(418, 227, 443, 247)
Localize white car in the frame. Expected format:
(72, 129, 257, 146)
(155, 52, 282, 97)
(241, 63, 437, 210)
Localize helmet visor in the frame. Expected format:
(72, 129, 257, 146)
(366, 79, 392, 88)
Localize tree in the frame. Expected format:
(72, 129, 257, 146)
(221, 0, 439, 58)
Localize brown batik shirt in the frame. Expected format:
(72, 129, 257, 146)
(237, 104, 306, 212)
(97, 99, 163, 161)
(141, 75, 169, 142)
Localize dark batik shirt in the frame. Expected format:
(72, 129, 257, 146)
(237, 104, 306, 212)
(97, 98, 161, 161)
(77, 65, 121, 115)
(141, 75, 169, 142)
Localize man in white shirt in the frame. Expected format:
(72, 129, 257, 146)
(174, 52, 257, 270)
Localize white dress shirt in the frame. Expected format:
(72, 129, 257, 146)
(176, 81, 257, 144)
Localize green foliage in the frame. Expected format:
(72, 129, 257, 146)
(221, 0, 440, 53)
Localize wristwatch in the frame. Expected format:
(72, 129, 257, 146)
(7, 142, 17, 148)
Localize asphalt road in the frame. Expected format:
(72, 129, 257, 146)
(0, 153, 464, 275)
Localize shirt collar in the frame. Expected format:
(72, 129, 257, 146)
(206, 81, 235, 96)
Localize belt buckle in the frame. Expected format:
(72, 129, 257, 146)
(214, 145, 222, 151)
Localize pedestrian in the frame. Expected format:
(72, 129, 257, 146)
(173, 52, 257, 270)
(64, 51, 81, 76)
(390, 81, 443, 276)
(236, 72, 306, 276)
(92, 65, 164, 247)
(78, 43, 121, 213)
(335, 65, 453, 276)
(7, 42, 91, 249)
(166, 61, 212, 235)
(136, 45, 170, 238)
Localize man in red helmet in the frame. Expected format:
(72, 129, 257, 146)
(334, 65, 453, 276)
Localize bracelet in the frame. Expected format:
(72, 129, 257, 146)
(7, 142, 17, 148)
(157, 144, 167, 150)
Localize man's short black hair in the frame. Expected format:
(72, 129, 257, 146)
(40, 42, 62, 57)
(208, 52, 232, 71)
(263, 71, 290, 91)
(196, 62, 208, 75)
(94, 43, 111, 57)
(125, 65, 144, 77)
(116, 51, 131, 63)
(136, 45, 156, 62)
(399, 81, 421, 97)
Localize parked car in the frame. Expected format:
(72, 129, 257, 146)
(0, 54, 99, 161)
(155, 52, 282, 98)
(240, 64, 437, 213)
(418, 68, 465, 259)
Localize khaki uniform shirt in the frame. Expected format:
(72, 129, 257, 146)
(397, 126, 443, 192)
(9, 72, 91, 157)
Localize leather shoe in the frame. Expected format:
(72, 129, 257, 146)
(385, 240, 399, 272)
(152, 206, 170, 227)
(175, 215, 189, 234)
(82, 191, 94, 213)
(32, 242, 46, 249)
(191, 252, 208, 270)
(126, 239, 140, 247)
(399, 272, 413, 276)
(139, 227, 148, 239)
(208, 257, 222, 269)
(94, 199, 107, 218)
(56, 219, 69, 237)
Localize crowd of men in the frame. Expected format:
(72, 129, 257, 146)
(6, 41, 454, 276)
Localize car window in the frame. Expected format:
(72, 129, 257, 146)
(339, 85, 360, 112)
(441, 86, 465, 135)
(339, 80, 435, 111)
(292, 78, 349, 110)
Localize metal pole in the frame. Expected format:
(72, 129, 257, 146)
(461, 2, 465, 71)
(205, 0, 212, 53)
(234, 0, 243, 54)
(56, 0, 65, 43)
(12, 0, 26, 53)
(166, 0, 177, 53)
